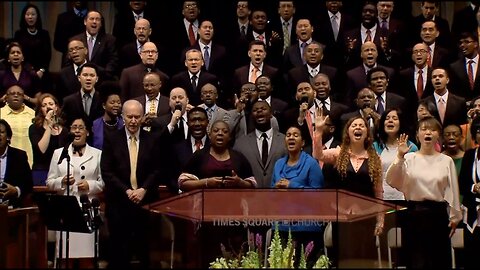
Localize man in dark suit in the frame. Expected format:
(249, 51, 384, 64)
(345, 41, 395, 109)
(424, 68, 468, 127)
(376, 1, 408, 55)
(415, 20, 453, 70)
(223, 1, 252, 69)
(56, 39, 88, 103)
(62, 63, 104, 127)
(101, 99, 162, 269)
(448, 32, 480, 102)
(0, 119, 32, 208)
(340, 87, 380, 134)
(120, 42, 170, 101)
(313, 0, 355, 68)
(367, 66, 406, 118)
(255, 75, 288, 127)
(112, 1, 155, 49)
(198, 83, 229, 133)
(232, 40, 280, 99)
(312, 73, 349, 141)
(151, 87, 190, 143)
(269, 1, 297, 55)
(410, 1, 453, 52)
(133, 72, 170, 131)
(343, 2, 394, 70)
(287, 41, 338, 103)
(283, 18, 315, 73)
(233, 100, 287, 188)
(398, 42, 435, 127)
(71, 10, 119, 80)
(180, 20, 229, 104)
(53, 0, 88, 68)
(171, 48, 219, 106)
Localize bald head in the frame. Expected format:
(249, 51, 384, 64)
(134, 18, 152, 43)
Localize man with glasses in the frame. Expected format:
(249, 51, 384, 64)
(71, 10, 119, 80)
(62, 63, 104, 127)
(56, 39, 89, 102)
(120, 41, 170, 101)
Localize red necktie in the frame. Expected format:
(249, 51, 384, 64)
(427, 46, 432, 67)
(188, 23, 196, 46)
(468, 59, 475, 90)
(365, 29, 372, 43)
(417, 70, 424, 98)
(195, 140, 202, 151)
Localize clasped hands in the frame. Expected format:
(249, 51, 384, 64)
(0, 182, 18, 201)
(127, 188, 146, 204)
(62, 174, 89, 192)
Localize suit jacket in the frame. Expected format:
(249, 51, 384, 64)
(323, 99, 350, 141)
(71, 32, 119, 79)
(345, 64, 395, 108)
(287, 64, 338, 101)
(313, 11, 355, 68)
(383, 92, 406, 113)
(283, 42, 305, 73)
(269, 97, 289, 128)
(118, 41, 169, 73)
(133, 94, 170, 117)
(233, 130, 287, 188)
(119, 63, 170, 101)
(245, 29, 284, 68)
(232, 64, 280, 96)
(53, 9, 86, 54)
(101, 128, 162, 206)
(449, 57, 480, 101)
(383, 18, 408, 55)
(458, 148, 480, 229)
(62, 91, 104, 127)
(198, 104, 229, 133)
(411, 14, 454, 52)
(226, 109, 279, 141)
(424, 93, 468, 127)
(112, 8, 157, 49)
(56, 65, 81, 102)
(150, 112, 188, 144)
(398, 66, 434, 123)
(170, 70, 219, 106)
(269, 16, 298, 51)
(3, 147, 33, 208)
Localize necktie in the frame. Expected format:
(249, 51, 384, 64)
(365, 29, 372, 43)
(178, 117, 186, 139)
(438, 98, 446, 123)
(75, 65, 82, 76)
(331, 15, 339, 41)
(250, 67, 259, 83)
(258, 34, 265, 43)
(188, 23, 196, 46)
(417, 70, 424, 99)
(83, 93, 91, 115)
(241, 25, 246, 37)
(376, 95, 384, 115)
(87, 36, 94, 60)
(204, 45, 210, 70)
(321, 100, 330, 115)
(283, 21, 290, 53)
(191, 74, 198, 92)
(381, 20, 388, 30)
(129, 136, 138, 189)
(206, 107, 213, 121)
(468, 59, 475, 90)
(261, 133, 268, 166)
(427, 46, 432, 67)
(301, 42, 307, 64)
(149, 98, 157, 115)
(195, 140, 202, 151)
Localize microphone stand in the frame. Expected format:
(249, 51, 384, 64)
(57, 144, 71, 269)
(91, 199, 102, 269)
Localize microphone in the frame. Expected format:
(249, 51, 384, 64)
(57, 132, 75, 164)
(91, 197, 103, 228)
(300, 96, 309, 104)
(174, 104, 182, 112)
(47, 108, 58, 126)
(80, 194, 92, 230)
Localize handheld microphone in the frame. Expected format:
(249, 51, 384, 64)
(174, 104, 182, 112)
(57, 132, 75, 164)
(47, 108, 58, 125)
(80, 194, 93, 230)
(300, 96, 309, 104)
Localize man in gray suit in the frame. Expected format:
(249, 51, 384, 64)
(197, 83, 229, 133)
(234, 100, 287, 188)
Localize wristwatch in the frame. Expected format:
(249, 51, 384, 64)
(39, 68, 45, 73)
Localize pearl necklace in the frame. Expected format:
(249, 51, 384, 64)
(103, 118, 118, 127)
(27, 28, 38, 35)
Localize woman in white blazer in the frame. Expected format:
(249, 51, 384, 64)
(47, 116, 104, 266)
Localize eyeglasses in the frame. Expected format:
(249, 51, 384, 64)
(237, 4, 248, 8)
(141, 50, 158, 55)
(70, 125, 86, 131)
(413, 49, 428, 54)
(68, 46, 85, 53)
(184, 3, 197, 8)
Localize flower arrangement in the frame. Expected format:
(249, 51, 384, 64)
(209, 224, 331, 269)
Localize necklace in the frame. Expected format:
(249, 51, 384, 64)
(27, 28, 38, 35)
(103, 117, 118, 127)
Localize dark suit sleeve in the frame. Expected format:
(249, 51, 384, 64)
(101, 133, 130, 194)
(6, 149, 33, 207)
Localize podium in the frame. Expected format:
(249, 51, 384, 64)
(146, 189, 404, 268)
(0, 205, 48, 268)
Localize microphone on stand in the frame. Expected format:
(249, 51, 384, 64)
(91, 197, 103, 228)
(58, 132, 75, 165)
(80, 194, 93, 231)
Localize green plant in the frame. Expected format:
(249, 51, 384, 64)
(209, 224, 331, 269)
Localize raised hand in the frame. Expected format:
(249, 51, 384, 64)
(397, 133, 412, 158)
(314, 107, 329, 131)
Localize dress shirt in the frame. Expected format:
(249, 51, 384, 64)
(328, 10, 341, 29)
(363, 63, 378, 74)
(255, 128, 273, 155)
(466, 55, 479, 82)
(238, 21, 248, 35)
(249, 62, 263, 81)
(434, 91, 449, 107)
(253, 31, 266, 45)
(307, 64, 320, 78)
(190, 135, 207, 153)
(73, 61, 87, 76)
(183, 18, 198, 38)
(376, 92, 386, 113)
(414, 65, 428, 91)
(258, 96, 272, 106)
(145, 93, 160, 115)
(189, 71, 200, 86)
(361, 24, 377, 44)
(378, 16, 390, 29)
(132, 11, 144, 21)
(317, 97, 331, 111)
(281, 18, 293, 36)
(324, 136, 334, 149)
(167, 112, 188, 139)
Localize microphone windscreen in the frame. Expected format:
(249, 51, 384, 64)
(80, 194, 90, 204)
(91, 198, 100, 208)
(174, 104, 182, 111)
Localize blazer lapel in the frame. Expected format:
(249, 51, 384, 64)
(265, 132, 282, 167)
